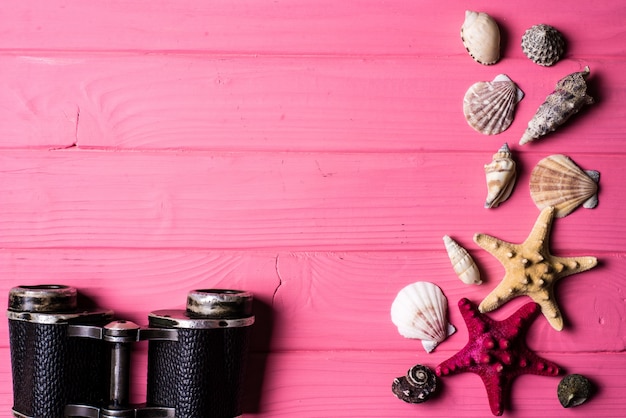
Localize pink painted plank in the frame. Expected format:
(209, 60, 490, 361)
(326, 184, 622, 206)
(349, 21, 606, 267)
(0, 150, 620, 251)
(0, 250, 622, 353)
(0, 1, 623, 57)
(0, 54, 620, 151)
(1, 348, 624, 417)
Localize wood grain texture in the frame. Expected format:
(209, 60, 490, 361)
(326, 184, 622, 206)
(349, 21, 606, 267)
(1, 0, 625, 416)
(0, 0, 624, 56)
(0, 54, 622, 151)
(1, 348, 625, 417)
(0, 150, 622, 251)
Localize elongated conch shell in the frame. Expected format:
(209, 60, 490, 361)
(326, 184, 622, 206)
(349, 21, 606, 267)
(443, 235, 481, 285)
(522, 24, 566, 66)
(390, 281, 456, 353)
(483, 143, 517, 208)
(520, 66, 594, 145)
(461, 10, 500, 65)
(463, 75, 524, 135)
(529, 154, 599, 218)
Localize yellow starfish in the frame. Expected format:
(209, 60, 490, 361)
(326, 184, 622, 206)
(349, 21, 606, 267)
(474, 206, 598, 331)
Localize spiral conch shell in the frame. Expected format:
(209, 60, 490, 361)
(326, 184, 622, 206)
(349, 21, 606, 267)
(483, 143, 517, 208)
(520, 66, 594, 145)
(463, 74, 524, 135)
(529, 154, 599, 218)
(391, 281, 456, 353)
(443, 235, 481, 285)
(461, 10, 500, 65)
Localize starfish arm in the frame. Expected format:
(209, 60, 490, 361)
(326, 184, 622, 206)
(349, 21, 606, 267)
(550, 255, 598, 279)
(535, 296, 564, 331)
(473, 233, 522, 265)
(523, 207, 555, 249)
(478, 371, 506, 416)
(515, 346, 562, 377)
(478, 276, 518, 313)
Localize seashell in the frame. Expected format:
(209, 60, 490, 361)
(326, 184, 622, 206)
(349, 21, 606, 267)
(529, 154, 599, 218)
(390, 281, 456, 353)
(460, 10, 500, 65)
(392, 364, 438, 404)
(558, 374, 593, 408)
(443, 235, 481, 285)
(463, 74, 524, 135)
(520, 66, 594, 145)
(483, 143, 517, 208)
(521, 24, 566, 66)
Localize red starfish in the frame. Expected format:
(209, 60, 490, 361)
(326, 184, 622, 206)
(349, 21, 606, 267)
(436, 298, 561, 416)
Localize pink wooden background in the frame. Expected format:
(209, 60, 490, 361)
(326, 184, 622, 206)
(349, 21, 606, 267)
(1, 1, 625, 416)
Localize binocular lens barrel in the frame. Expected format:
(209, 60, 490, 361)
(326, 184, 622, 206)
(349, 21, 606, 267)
(7, 285, 254, 418)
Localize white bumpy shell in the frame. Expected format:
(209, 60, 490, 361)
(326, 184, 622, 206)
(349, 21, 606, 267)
(390, 281, 456, 353)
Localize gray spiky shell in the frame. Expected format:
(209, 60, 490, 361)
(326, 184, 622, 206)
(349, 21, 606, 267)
(521, 24, 565, 66)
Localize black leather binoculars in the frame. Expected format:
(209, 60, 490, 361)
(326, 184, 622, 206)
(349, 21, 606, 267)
(7, 284, 254, 418)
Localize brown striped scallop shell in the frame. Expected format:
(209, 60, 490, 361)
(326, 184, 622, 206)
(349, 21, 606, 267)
(529, 154, 599, 218)
(464, 74, 524, 135)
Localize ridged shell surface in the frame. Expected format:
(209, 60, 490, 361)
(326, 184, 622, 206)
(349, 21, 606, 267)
(529, 154, 599, 218)
(464, 74, 524, 135)
(522, 24, 565, 66)
(520, 66, 594, 145)
(390, 281, 456, 353)
(483, 143, 517, 208)
(443, 235, 481, 285)
(461, 10, 500, 65)
(392, 364, 438, 404)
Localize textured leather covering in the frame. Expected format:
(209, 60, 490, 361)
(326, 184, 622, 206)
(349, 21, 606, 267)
(9, 320, 108, 417)
(147, 327, 251, 418)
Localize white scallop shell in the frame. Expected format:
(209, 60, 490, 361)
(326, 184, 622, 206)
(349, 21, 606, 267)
(463, 74, 524, 135)
(484, 143, 517, 208)
(390, 281, 456, 353)
(443, 235, 482, 285)
(529, 154, 599, 218)
(461, 10, 500, 65)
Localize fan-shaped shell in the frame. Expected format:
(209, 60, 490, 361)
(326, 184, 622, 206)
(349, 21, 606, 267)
(464, 74, 524, 135)
(522, 24, 565, 66)
(443, 235, 481, 285)
(483, 143, 517, 208)
(390, 281, 456, 353)
(461, 10, 500, 65)
(529, 154, 599, 218)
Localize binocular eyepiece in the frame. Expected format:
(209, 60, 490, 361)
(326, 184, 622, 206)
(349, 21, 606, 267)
(7, 285, 255, 418)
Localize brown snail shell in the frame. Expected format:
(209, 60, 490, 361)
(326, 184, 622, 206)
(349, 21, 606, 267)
(392, 364, 438, 404)
(521, 24, 566, 66)
(558, 374, 593, 408)
(461, 10, 500, 65)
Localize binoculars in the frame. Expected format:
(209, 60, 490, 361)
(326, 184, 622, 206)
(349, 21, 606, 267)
(7, 284, 255, 418)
